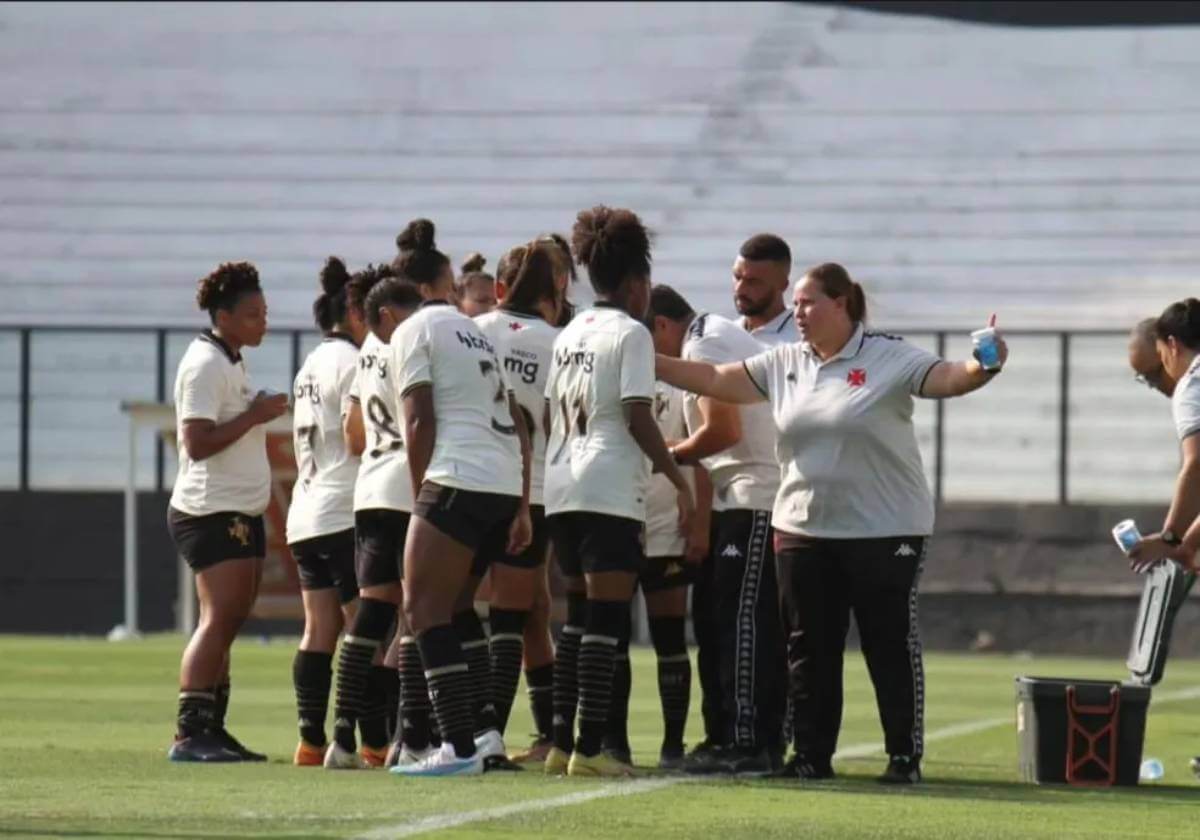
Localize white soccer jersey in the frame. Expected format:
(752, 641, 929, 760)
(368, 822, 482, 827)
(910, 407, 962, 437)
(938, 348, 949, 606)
(744, 307, 800, 347)
(286, 334, 360, 543)
(169, 330, 270, 517)
(644, 383, 693, 557)
(682, 313, 779, 512)
(742, 323, 941, 539)
(544, 303, 656, 522)
(475, 309, 560, 507)
(351, 332, 412, 513)
(391, 302, 522, 497)
(1172, 356, 1200, 441)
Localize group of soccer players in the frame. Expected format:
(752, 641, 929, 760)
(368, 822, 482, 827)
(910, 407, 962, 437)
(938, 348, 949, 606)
(166, 205, 930, 780)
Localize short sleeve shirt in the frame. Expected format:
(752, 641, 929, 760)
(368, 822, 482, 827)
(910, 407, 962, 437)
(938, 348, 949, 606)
(169, 331, 270, 517)
(683, 313, 780, 512)
(475, 309, 560, 507)
(391, 302, 522, 497)
(286, 334, 360, 543)
(745, 308, 800, 347)
(1172, 356, 1200, 441)
(351, 332, 412, 513)
(742, 323, 941, 539)
(543, 303, 656, 522)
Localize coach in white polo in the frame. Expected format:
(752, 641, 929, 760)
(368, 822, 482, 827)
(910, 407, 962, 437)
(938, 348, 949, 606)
(656, 262, 1006, 785)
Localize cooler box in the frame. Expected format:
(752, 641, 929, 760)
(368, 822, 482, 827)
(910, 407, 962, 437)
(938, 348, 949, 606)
(1015, 677, 1149, 786)
(1015, 560, 1194, 787)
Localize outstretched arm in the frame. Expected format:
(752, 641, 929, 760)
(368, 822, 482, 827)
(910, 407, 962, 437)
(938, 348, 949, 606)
(656, 355, 766, 405)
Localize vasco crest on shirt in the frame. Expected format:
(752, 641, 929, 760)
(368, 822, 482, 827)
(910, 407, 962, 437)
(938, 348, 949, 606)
(228, 516, 252, 547)
(847, 368, 867, 388)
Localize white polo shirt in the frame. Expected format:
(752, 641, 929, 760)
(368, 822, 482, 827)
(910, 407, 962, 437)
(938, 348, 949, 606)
(644, 383, 693, 558)
(1172, 356, 1200, 441)
(475, 308, 560, 507)
(286, 333, 360, 544)
(682, 313, 779, 512)
(392, 301, 522, 497)
(544, 303, 656, 522)
(169, 330, 270, 517)
(744, 307, 800, 347)
(742, 323, 941, 539)
(350, 332, 412, 513)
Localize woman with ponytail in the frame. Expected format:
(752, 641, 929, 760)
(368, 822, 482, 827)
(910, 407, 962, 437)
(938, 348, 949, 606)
(655, 261, 1007, 784)
(285, 257, 374, 766)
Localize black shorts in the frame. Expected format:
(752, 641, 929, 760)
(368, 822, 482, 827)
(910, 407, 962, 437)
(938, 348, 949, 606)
(167, 507, 265, 573)
(355, 509, 410, 588)
(486, 505, 549, 570)
(546, 511, 645, 578)
(289, 529, 357, 603)
(641, 554, 698, 593)
(413, 482, 521, 576)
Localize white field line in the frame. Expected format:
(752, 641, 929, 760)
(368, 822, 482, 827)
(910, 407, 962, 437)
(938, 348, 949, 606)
(353, 684, 1200, 839)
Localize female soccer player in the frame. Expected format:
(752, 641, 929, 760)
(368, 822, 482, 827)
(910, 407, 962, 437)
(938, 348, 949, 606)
(605, 380, 711, 770)
(456, 252, 498, 317)
(167, 262, 288, 762)
(542, 206, 695, 777)
(473, 241, 564, 746)
(323, 270, 426, 769)
(388, 219, 533, 777)
(655, 263, 1006, 784)
(287, 257, 369, 766)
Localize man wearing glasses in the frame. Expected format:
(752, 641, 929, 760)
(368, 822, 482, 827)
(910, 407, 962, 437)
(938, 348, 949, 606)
(1129, 317, 1176, 397)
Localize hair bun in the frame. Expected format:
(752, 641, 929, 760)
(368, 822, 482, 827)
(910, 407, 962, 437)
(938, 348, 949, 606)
(460, 252, 487, 274)
(396, 218, 437, 253)
(320, 256, 351, 295)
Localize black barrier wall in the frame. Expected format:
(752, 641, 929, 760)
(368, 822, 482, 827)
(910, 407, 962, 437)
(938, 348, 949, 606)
(2, 492, 1197, 656)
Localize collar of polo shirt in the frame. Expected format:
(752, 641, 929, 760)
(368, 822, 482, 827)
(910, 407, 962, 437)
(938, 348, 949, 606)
(801, 322, 866, 366)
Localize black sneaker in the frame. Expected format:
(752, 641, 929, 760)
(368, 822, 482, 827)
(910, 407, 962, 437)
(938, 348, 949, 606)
(214, 727, 267, 762)
(772, 754, 835, 780)
(682, 742, 730, 775)
(659, 744, 686, 771)
(168, 730, 243, 763)
(714, 746, 773, 776)
(878, 755, 921, 784)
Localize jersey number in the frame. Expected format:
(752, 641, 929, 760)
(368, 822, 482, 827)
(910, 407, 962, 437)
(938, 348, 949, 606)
(366, 395, 403, 459)
(480, 359, 516, 435)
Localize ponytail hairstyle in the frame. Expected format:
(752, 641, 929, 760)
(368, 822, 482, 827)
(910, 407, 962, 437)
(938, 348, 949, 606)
(312, 256, 352, 332)
(1155, 297, 1200, 351)
(497, 241, 560, 317)
(807, 262, 867, 324)
(571, 205, 652, 295)
(195, 261, 261, 323)
(457, 251, 495, 295)
(392, 218, 450, 287)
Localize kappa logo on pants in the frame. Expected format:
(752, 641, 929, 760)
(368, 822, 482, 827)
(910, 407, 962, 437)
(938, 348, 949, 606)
(721, 544, 743, 559)
(894, 543, 917, 558)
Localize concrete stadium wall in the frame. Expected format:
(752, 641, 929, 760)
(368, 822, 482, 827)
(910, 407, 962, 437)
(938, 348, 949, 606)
(3, 491, 1195, 661)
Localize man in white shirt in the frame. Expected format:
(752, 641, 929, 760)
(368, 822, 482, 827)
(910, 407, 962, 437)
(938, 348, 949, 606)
(648, 285, 785, 775)
(734, 234, 800, 347)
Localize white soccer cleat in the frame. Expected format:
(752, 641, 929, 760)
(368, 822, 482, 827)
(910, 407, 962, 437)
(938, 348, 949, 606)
(474, 729, 506, 760)
(396, 744, 437, 767)
(389, 742, 484, 777)
(323, 741, 368, 770)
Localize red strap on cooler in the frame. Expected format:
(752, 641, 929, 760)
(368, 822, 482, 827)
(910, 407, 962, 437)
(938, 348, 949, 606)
(1065, 685, 1120, 787)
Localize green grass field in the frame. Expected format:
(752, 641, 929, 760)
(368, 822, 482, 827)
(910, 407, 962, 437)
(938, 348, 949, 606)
(1, 636, 1198, 839)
